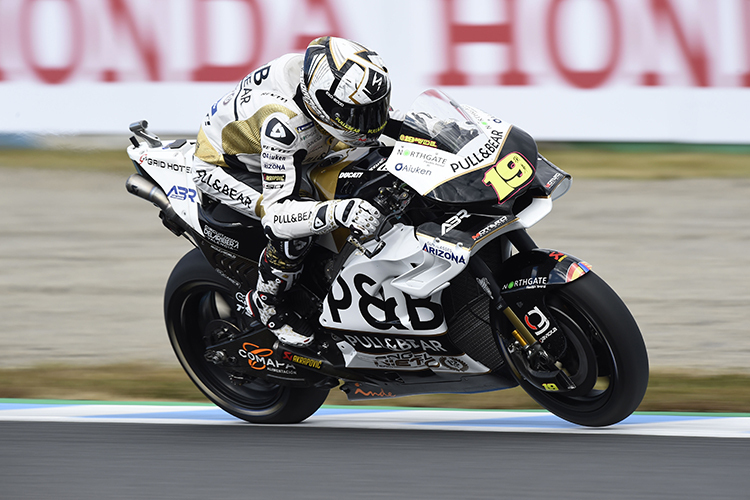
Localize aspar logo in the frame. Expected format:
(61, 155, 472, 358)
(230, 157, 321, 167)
(524, 306, 558, 343)
(353, 383, 393, 398)
(422, 243, 466, 265)
(167, 185, 197, 202)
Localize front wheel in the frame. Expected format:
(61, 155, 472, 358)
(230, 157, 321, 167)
(164, 248, 329, 424)
(502, 272, 649, 427)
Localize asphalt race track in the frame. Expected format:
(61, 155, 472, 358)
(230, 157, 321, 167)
(1, 402, 749, 499)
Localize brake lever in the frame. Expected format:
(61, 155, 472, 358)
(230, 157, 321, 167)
(347, 231, 386, 259)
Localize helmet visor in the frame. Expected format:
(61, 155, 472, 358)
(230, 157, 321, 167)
(315, 90, 391, 140)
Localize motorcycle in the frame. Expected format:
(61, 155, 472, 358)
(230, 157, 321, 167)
(125, 89, 648, 427)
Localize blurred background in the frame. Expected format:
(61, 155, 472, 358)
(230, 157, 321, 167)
(2, 0, 749, 142)
(1, 0, 749, 410)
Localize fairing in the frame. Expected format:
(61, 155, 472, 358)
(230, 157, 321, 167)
(380, 89, 570, 209)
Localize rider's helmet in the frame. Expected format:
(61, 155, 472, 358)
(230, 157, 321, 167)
(300, 36, 391, 147)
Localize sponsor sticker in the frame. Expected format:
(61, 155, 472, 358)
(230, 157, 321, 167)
(263, 173, 286, 183)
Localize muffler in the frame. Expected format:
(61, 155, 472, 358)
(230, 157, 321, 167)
(126, 174, 188, 234)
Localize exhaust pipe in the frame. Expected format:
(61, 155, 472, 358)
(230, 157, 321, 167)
(126, 173, 171, 210)
(126, 174, 188, 233)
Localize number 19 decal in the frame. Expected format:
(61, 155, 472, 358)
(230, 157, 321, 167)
(482, 152, 535, 204)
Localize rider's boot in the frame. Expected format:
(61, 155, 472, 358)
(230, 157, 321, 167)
(245, 249, 315, 348)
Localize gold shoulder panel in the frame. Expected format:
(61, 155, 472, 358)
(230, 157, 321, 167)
(222, 104, 297, 156)
(195, 127, 228, 167)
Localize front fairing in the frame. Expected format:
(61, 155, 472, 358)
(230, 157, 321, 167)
(384, 90, 567, 211)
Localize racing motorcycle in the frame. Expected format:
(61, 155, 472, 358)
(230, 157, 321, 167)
(125, 89, 648, 427)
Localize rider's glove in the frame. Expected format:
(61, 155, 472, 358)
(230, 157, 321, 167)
(334, 199, 381, 236)
(309, 198, 381, 236)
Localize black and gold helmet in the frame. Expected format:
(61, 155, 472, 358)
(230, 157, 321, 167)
(300, 36, 391, 147)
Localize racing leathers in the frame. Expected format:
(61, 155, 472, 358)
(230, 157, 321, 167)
(193, 53, 399, 346)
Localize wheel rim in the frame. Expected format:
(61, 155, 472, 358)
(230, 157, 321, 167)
(538, 293, 619, 409)
(168, 281, 287, 416)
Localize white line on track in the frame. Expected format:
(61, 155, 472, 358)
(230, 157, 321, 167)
(1, 401, 748, 438)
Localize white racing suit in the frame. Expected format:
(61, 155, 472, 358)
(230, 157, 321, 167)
(193, 53, 399, 346)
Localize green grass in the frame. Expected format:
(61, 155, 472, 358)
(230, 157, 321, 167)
(1, 363, 749, 414)
(0, 148, 132, 173)
(1, 143, 749, 178)
(538, 143, 750, 179)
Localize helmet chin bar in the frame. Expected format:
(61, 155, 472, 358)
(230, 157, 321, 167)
(317, 120, 376, 148)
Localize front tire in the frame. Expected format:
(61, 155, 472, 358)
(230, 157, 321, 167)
(505, 272, 649, 427)
(164, 248, 329, 424)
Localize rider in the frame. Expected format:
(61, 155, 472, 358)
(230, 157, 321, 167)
(192, 36, 402, 348)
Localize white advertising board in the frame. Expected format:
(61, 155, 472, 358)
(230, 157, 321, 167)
(0, 0, 748, 143)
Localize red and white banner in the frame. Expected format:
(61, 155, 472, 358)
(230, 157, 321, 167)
(1, 0, 749, 142)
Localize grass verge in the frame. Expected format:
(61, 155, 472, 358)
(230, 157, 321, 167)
(1, 364, 749, 414)
(1, 144, 749, 179)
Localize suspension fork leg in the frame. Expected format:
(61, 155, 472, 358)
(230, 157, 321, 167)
(506, 229, 538, 254)
(469, 255, 536, 345)
(470, 240, 576, 390)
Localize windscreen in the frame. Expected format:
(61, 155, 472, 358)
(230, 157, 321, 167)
(397, 89, 483, 155)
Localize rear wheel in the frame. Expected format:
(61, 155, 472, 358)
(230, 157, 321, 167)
(164, 249, 329, 424)
(503, 272, 649, 427)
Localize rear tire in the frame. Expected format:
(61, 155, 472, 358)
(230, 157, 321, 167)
(164, 248, 329, 424)
(506, 272, 649, 427)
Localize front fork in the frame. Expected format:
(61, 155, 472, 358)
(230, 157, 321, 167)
(471, 230, 577, 392)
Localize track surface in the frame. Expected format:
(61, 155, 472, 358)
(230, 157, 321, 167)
(1, 402, 749, 500)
